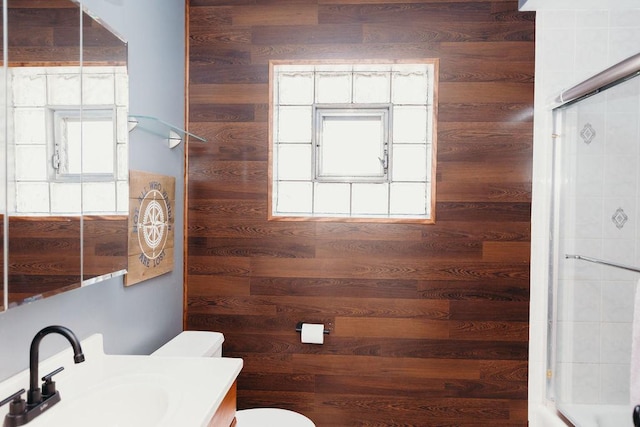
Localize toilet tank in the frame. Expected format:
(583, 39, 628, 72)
(151, 331, 224, 358)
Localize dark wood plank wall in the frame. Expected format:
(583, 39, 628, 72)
(82, 215, 128, 281)
(2, 0, 127, 66)
(7, 216, 127, 306)
(186, 1, 534, 425)
(8, 216, 81, 305)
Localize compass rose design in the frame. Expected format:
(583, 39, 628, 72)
(127, 172, 175, 286)
(136, 189, 170, 265)
(137, 189, 169, 260)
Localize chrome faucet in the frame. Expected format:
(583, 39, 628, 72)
(0, 325, 85, 427)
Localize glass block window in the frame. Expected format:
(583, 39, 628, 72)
(9, 66, 128, 214)
(270, 60, 438, 222)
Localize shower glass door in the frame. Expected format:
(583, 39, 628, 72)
(550, 72, 640, 425)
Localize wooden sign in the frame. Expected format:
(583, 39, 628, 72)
(125, 171, 175, 286)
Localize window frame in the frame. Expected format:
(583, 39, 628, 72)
(49, 106, 117, 183)
(313, 104, 390, 183)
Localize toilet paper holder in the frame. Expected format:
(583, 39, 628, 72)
(295, 322, 330, 335)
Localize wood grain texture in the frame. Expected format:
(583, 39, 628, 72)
(2, 1, 127, 66)
(83, 215, 128, 279)
(125, 172, 176, 286)
(8, 217, 81, 305)
(207, 380, 237, 427)
(8, 216, 126, 306)
(186, 1, 534, 425)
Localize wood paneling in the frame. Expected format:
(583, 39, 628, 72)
(186, 1, 534, 425)
(8, 216, 127, 306)
(8, 216, 81, 305)
(83, 215, 128, 280)
(207, 380, 238, 427)
(2, 0, 127, 66)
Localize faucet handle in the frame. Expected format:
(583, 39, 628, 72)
(41, 367, 64, 397)
(0, 389, 26, 415)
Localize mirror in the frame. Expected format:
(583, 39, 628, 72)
(2, 0, 129, 309)
(80, 4, 128, 286)
(0, 4, 4, 312)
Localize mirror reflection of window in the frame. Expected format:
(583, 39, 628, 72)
(3, 0, 130, 310)
(10, 66, 128, 215)
(53, 109, 116, 179)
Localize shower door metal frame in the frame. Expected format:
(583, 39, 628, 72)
(546, 51, 640, 406)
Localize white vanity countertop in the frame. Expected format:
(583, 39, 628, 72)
(0, 334, 243, 427)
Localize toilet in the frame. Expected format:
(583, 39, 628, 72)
(151, 331, 316, 427)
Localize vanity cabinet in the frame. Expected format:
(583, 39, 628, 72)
(208, 380, 237, 427)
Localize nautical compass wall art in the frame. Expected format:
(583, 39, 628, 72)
(125, 170, 175, 286)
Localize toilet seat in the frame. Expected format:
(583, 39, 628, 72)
(235, 408, 315, 427)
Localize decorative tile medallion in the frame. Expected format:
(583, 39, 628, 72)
(611, 207, 628, 229)
(580, 123, 596, 144)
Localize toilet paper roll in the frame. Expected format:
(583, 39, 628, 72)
(301, 323, 324, 345)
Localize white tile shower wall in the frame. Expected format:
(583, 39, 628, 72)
(529, 5, 640, 422)
(9, 66, 128, 214)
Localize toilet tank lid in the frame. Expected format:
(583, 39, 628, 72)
(151, 331, 224, 357)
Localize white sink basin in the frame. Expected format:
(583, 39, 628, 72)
(0, 334, 242, 427)
(45, 375, 176, 427)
